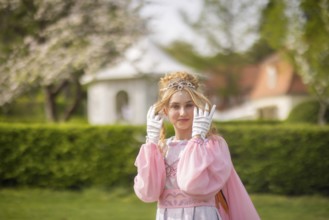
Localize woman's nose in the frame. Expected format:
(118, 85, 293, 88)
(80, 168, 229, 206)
(179, 107, 186, 116)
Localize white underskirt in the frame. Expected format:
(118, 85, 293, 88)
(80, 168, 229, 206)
(156, 206, 222, 220)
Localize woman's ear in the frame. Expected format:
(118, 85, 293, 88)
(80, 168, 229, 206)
(163, 108, 168, 116)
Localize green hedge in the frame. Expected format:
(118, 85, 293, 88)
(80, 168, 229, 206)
(0, 123, 328, 196)
(0, 124, 144, 189)
(286, 100, 329, 124)
(220, 125, 329, 195)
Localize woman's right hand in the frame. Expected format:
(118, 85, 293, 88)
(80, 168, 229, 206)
(146, 105, 163, 144)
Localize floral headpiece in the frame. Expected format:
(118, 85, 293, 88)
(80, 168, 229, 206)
(161, 80, 196, 91)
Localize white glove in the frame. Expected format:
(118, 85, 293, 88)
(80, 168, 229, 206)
(146, 105, 163, 144)
(192, 104, 216, 139)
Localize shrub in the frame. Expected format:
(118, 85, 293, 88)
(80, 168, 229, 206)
(0, 123, 328, 196)
(220, 125, 329, 195)
(0, 124, 144, 189)
(286, 100, 329, 124)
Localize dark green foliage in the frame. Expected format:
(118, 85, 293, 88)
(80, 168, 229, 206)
(286, 100, 329, 124)
(260, 0, 288, 49)
(215, 120, 281, 126)
(260, 0, 329, 125)
(220, 125, 329, 195)
(0, 124, 145, 189)
(0, 123, 328, 196)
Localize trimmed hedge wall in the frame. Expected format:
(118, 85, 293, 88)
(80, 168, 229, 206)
(219, 125, 329, 195)
(286, 100, 329, 124)
(0, 123, 328, 196)
(0, 124, 144, 189)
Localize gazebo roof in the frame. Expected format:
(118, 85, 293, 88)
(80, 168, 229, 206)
(81, 38, 193, 84)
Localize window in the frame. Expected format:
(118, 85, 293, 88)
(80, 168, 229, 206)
(258, 106, 278, 120)
(266, 65, 277, 89)
(116, 90, 130, 122)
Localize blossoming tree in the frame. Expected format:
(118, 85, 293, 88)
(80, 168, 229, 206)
(0, 0, 145, 121)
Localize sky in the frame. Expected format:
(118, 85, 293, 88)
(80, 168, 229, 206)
(140, 0, 202, 44)
(140, 0, 268, 55)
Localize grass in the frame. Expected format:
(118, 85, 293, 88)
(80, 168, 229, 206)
(0, 187, 156, 220)
(252, 194, 329, 220)
(0, 188, 328, 220)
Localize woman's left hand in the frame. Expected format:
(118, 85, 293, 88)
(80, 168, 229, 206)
(192, 104, 216, 139)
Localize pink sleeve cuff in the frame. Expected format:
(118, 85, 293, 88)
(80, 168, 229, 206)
(133, 142, 166, 202)
(177, 136, 233, 199)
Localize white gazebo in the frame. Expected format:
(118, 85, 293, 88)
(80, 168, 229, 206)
(81, 38, 193, 125)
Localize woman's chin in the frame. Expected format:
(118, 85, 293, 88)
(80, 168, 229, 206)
(175, 124, 191, 132)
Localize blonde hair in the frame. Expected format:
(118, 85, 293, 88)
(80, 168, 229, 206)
(154, 71, 217, 154)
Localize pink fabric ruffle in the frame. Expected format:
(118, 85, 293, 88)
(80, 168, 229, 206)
(176, 137, 233, 199)
(134, 142, 166, 202)
(134, 136, 261, 220)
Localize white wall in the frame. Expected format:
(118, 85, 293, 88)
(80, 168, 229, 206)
(252, 95, 310, 120)
(129, 79, 148, 124)
(87, 82, 115, 124)
(87, 77, 159, 125)
(214, 95, 310, 121)
(213, 103, 257, 121)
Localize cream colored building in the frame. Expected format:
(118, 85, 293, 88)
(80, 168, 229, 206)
(81, 38, 193, 125)
(213, 54, 310, 121)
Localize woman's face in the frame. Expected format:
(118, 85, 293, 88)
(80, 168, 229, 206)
(165, 90, 195, 135)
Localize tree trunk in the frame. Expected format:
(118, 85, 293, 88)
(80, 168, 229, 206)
(43, 80, 69, 122)
(62, 75, 82, 122)
(43, 75, 83, 123)
(318, 101, 327, 126)
(44, 85, 57, 122)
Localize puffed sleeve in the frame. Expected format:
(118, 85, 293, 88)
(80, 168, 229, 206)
(176, 136, 233, 199)
(133, 142, 166, 202)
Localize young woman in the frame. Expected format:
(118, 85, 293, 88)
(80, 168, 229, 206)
(134, 71, 260, 220)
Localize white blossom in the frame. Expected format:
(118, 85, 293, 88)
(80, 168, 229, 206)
(0, 0, 145, 105)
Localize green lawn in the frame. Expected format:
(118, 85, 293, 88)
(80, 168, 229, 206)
(0, 188, 328, 220)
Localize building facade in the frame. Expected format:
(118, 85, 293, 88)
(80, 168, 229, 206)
(81, 38, 193, 125)
(210, 54, 310, 121)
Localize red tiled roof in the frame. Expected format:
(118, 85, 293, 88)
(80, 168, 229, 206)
(204, 53, 308, 110)
(250, 54, 307, 100)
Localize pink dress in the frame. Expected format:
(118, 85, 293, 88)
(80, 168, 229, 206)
(134, 136, 261, 220)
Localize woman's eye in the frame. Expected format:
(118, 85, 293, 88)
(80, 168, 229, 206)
(171, 105, 179, 109)
(186, 104, 194, 108)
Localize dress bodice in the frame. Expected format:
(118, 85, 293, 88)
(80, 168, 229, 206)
(164, 138, 187, 189)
